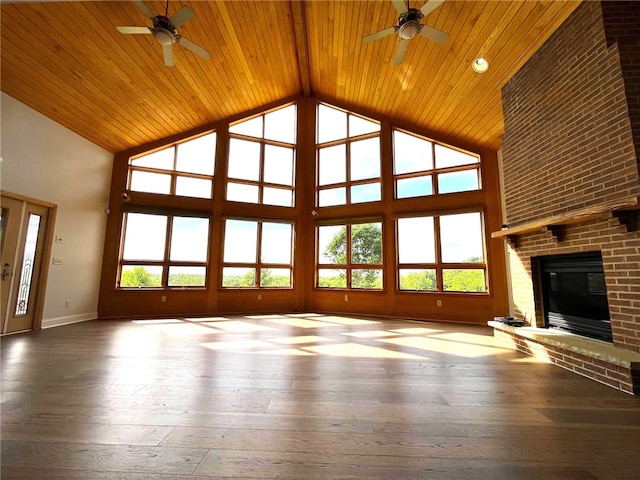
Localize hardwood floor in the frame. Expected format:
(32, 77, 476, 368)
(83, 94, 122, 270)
(2, 313, 639, 479)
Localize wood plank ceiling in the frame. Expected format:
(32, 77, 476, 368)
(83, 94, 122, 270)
(0, 0, 581, 153)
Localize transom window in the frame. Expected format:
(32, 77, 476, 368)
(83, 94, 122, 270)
(316, 104, 381, 207)
(119, 212, 210, 288)
(128, 132, 216, 199)
(397, 212, 487, 292)
(227, 104, 296, 207)
(316, 221, 383, 289)
(222, 219, 294, 288)
(393, 129, 481, 199)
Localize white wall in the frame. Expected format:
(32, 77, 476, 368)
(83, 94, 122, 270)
(0, 93, 113, 327)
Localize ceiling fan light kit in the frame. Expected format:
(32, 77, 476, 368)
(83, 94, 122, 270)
(364, 0, 449, 65)
(116, 1, 210, 67)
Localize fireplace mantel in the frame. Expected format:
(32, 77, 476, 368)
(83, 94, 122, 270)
(492, 195, 640, 245)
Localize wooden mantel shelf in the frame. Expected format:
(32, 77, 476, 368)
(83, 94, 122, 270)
(492, 195, 640, 239)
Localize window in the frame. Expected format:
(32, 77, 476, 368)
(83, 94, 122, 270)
(128, 132, 216, 199)
(227, 105, 296, 207)
(316, 104, 381, 207)
(393, 129, 480, 199)
(397, 212, 487, 292)
(222, 219, 294, 288)
(316, 221, 383, 289)
(119, 212, 210, 288)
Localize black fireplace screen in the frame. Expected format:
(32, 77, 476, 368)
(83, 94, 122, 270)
(540, 251, 613, 342)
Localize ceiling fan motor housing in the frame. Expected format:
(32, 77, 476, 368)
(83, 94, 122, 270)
(152, 16, 177, 45)
(398, 8, 424, 40)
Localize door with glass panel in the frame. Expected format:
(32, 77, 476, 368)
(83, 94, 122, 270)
(1, 195, 50, 334)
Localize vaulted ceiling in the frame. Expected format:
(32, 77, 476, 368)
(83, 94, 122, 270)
(0, 0, 580, 153)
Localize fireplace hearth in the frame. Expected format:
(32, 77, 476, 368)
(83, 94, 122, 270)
(539, 251, 612, 342)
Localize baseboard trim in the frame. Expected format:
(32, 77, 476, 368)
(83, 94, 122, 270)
(42, 312, 97, 329)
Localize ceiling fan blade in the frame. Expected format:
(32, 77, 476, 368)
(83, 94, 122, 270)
(419, 25, 449, 44)
(116, 26, 151, 35)
(363, 26, 396, 44)
(394, 39, 409, 65)
(392, 0, 407, 14)
(177, 37, 211, 61)
(170, 6, 195, 28)
(163, 44, 175, 67)
(133, 0, 155, 19)
(419, 0, 446, 16)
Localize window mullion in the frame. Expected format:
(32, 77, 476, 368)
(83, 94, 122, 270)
(163, 216, 174, 287)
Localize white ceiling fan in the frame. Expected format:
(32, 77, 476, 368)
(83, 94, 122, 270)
(116, 0, 210, 67)
(364, 0, 449, 65)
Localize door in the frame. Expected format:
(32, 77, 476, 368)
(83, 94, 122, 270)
(1, 195, 50, 334)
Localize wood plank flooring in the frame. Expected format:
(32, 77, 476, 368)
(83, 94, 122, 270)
(2, 313, 639, 479)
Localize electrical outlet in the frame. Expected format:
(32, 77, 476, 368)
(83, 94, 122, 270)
(258, 294, 262, 300)
(52, 257, 63, 265)
(436, 300, 442, 307)
(160, 295, 166, 302)
(344, 294, 348, 302)
(55, 235, 64, 244)
(65, 300, 71, 308)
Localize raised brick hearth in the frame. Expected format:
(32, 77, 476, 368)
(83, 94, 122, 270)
(495, 1, 640, 394)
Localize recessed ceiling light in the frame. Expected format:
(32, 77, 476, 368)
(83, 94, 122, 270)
(472, 57, 489, 73)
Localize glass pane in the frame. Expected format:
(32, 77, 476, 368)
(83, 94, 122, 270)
(443, 269, 486, 292)
(351, 269, 383, 289)
(226, 183, 259, 203)
(170, 217, 209, 262)
(175, 176, 212, 199)
(318, 225, 346, 264)
(228, 138, 260, 181)
(318, 269, 347, 288)
(168, 266, 206, 287)
(176, 133, 216, 175)
(351, 183, 381, 203)
(130, 147, 174, 170)
(129, 171, 171, 194)
(15, 214, 41, 316)
(397, 217, 435, 263)
(349, 114, 380, 137)
(222, 267, 256, 287)
(317, 104, 347, 143)
(223, 220, 257, 263)
(435, 144, 479, 168)
(263, 187, 293, 207)
(260, 268, 291, 287)
(350, 137, 380, 181)
(318, 144, 346, 185)
(394, 130, 433, 174)
(264, 145, 294, 186)
(120, 265, 163, 288)
(440, 212, 484, 263)
(264, 105, 296, 144)
(261, 223, 292, 264)
(351, 222, 382, 264)
(397, 176, 433, 199)
(122, 213, 167, 261)
(318, 187, 346, 207)
(438, 169, 480, 194)
(229, 116, 263, 138)
(399, 269, 437, 291)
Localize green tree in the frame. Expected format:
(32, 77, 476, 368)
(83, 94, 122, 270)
(323, 223, 382, 289)
(400, 270, 436, 291)
(120, 266, 161, 287)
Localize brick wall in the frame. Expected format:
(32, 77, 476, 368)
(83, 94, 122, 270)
(601, 1, 640, 169)
(501, 1, 640, 354)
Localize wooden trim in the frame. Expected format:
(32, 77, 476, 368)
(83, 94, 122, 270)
(289, 0, 311, 97)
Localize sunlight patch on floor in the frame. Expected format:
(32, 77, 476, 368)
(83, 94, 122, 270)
(201, 340, 274, 351)
(378, 336, 509, 357)
(271, 335, 332, 344)
(343, 330, 401, 339)
(200, 320, 276, 333)
(302, 342, 425, 359)
(264, 318, 344, 329)
(256, 348, 316, 356)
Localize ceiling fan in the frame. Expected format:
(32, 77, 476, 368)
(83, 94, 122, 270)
(364, 0, 449, 65)
(116, 0, 210, 67)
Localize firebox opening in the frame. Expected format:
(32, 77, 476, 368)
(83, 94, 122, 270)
(540, 251, 613, 343)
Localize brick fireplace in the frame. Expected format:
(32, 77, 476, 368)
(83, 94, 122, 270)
(492, 1, 640, 394)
